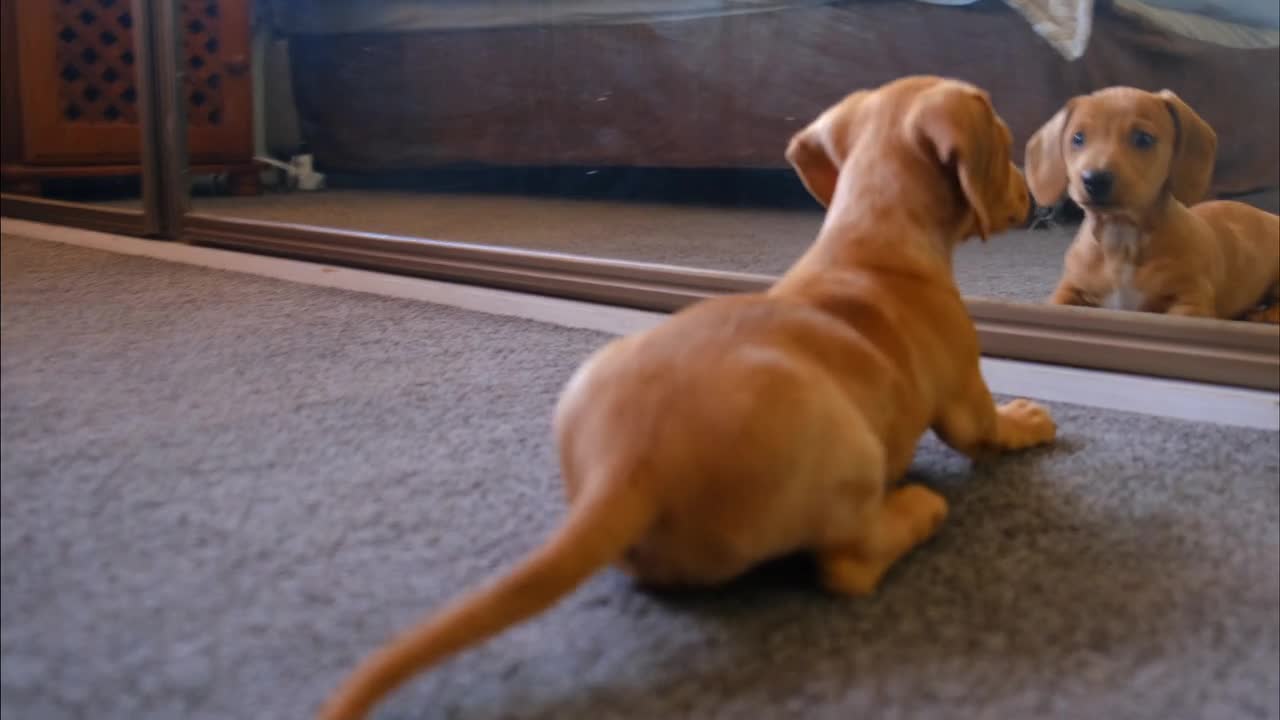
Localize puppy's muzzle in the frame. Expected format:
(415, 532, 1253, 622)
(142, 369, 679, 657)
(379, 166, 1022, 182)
(1081, 169, 1115, 205)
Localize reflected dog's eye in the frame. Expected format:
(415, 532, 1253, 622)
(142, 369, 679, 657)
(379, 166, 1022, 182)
(1132, 130, 1156, 149)
(1070, 131, 1086, 149)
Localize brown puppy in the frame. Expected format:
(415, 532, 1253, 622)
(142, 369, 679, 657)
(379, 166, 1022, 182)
(1026, 87, 1280, 321)
(319, 76, 1056, 720)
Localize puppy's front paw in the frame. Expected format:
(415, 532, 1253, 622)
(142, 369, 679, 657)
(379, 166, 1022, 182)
(996, 399, 1056, 449)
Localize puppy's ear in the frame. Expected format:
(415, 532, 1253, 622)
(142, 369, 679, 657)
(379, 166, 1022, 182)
(1158, 89, 1217, 205)
(907, 85, 1011, 240)
(1024, 100, 1075, 207)
(786, 91, 869, 208)
(786, 123, 838, 208)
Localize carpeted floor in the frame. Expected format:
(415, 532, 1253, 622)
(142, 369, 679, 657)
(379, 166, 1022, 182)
(2, 235, 1278, 720)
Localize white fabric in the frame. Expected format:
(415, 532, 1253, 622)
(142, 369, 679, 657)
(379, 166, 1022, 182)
(1004, 0, 1277, 58)
(1002, 0, 1095, 60)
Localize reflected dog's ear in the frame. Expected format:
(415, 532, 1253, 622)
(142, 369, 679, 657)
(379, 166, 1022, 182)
(1158, 90, 1217, 205)
(1024, 99, 1077, 208)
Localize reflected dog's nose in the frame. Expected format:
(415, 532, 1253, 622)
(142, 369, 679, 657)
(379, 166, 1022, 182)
(1081, 169, 1115, 204)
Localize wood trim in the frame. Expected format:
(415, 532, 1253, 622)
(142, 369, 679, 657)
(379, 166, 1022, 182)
(966, 299, 1278, 390)
(180, 213, 767, 309)
(1, 162, 256, 179)
(179, 213, 1280, 392)
(0, 193, 146, 236)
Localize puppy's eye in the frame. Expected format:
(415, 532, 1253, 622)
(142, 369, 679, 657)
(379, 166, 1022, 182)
(1131, 130, 1155, 149)
(1071, 132, 1086, 148)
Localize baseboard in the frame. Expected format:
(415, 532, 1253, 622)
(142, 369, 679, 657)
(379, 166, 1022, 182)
(5, 217, 1276, 431)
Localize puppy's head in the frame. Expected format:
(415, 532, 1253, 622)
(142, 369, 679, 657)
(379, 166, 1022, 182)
(786, 75, 1029, 241)
(1025, 87, 1217, 220)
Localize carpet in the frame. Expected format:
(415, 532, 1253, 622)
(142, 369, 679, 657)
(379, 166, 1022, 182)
(2, 235, 1278, 720)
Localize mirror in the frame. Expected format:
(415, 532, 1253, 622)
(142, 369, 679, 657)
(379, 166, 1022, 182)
(181, 1, 1278, 324)
(1, 0, 148, 217)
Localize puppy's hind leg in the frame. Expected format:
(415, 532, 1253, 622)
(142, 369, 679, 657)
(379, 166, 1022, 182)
(819, 485, 949, 597)
(807, 414, 948, 597)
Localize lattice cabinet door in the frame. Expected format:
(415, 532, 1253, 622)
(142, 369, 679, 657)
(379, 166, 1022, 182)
(178, 0, 253, 164)
(3, 0, 252, 174)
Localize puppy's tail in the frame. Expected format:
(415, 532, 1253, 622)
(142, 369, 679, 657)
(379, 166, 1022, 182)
(317, 472, 656, 720)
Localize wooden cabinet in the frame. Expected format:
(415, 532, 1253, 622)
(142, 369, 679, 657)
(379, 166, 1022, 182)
(1, 0, 258, 195)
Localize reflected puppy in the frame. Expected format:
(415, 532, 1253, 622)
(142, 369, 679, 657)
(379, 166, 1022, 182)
(1026, 87, 1280, 321)
(319, 76, 1056, 720)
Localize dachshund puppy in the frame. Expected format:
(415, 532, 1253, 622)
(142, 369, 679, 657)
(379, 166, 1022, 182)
(319, 76, 1055, 720)
(1026, 87, 1279, 322)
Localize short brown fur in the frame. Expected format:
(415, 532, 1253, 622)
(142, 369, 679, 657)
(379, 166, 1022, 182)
(1026, 87, 1280, 321)
(318, 76, 1057, 720)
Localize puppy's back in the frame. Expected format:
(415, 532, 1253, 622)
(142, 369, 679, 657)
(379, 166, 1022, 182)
(1192, 200, 1279, 314)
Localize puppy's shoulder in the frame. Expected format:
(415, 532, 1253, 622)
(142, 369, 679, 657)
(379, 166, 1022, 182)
(1189, 199, 1276, 222)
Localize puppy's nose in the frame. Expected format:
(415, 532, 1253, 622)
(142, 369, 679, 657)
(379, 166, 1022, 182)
(1081, 170, 1114, 203)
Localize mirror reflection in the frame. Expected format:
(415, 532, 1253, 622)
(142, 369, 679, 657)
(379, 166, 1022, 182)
(181, 1, 1277, 321)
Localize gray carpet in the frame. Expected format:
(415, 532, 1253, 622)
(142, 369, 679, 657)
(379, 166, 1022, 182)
(2, 235, 1278, 720)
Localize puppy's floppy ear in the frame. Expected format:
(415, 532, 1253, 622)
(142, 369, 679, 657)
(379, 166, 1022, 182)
(786, 123, 838, 208)
(786, 91, 869, 208)
(1024, 100, 1075, 207)
(907, 85, 1010, 240)
(1158, 89, 1217, 205)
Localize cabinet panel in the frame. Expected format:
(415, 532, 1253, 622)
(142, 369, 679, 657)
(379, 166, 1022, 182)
(7, 0, 252, 167)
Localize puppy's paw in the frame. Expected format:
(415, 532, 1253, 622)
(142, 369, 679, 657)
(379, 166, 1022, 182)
(889, 484, 949, 543)
(818, 486, 948, 598)
(820, 555, 883, 598)
(996, 399, 1057, 449)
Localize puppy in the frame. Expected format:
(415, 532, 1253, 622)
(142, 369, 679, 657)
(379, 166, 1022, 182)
(319, 76, 1056, 720)
(1025, 87, 1280, 321)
